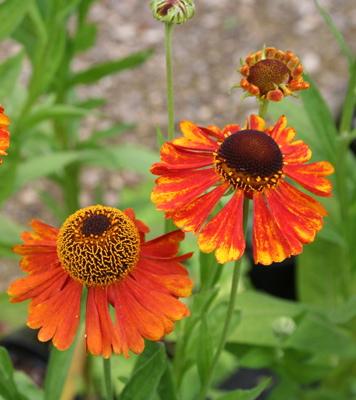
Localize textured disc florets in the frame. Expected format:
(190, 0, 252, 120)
(57, 205, 140, 287)
(215, 130, 283, 194)
(248, 59, 290, 95)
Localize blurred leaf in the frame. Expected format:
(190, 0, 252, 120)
(73, 22, 97, 53)
(199, 251, 222, 289)
(0, 293, 28, 331)
(15, 151, 80, 188)
(228, 291, 304, 347)
(81, 144, 156, 176)
(197, 316, 214, 387)
(23, 104, 90, 128)
(66, 49, 154, 87)
(225, 344, 276, 369)
(44, 346, 76, 400)
(121, 342, 167, 400)
(0, 214, 24, 246)
(300, 74, 337, 163)
(0, 346, 25, 400)
(285, 313, 356, 358)
(14, 372, 43, 400)
(157, 364, 178, 400)
(314, 0, 353, 66)
(80, 123, 134, 147)
(298, 238, 344, 306)
(0, 0, 30, 40)
(326, 296, 356, 324)
(0, 51, 24, 100)
(216, 377, 271, 400)
(339, 60, 356, 133)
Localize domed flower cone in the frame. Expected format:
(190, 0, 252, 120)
(8, 205, 193, 358)
(151, 115, 334, 265)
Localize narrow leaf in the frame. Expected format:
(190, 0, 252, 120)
(66, 49, 153, 87)
(121, 342, 167, 400)
(0, 51, 24, 100)
(197, 317, 214, 387)
(0, 0, 30, 40)
(217, 377, 271, 400)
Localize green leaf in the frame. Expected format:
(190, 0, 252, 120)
(23, 104, 90, 128)
(199, 251, 222, 289)
(14, 372, 43, 400)
(297, 238, 344, 306)
(228, 291, 304, 347)
(121, 342, 167, 400)
(0, 214, 24, 247)
(0, 51, 24, 101)
(339, 60, 356, 133)
(326, 296, 356, 324)
(157, 364, 178, 400)
(300, 74, 337, 163)
(73, 22, 97, 53)
(43, 346, 76, 400)
(197, 316, 214, 387)
(285, 313, 356, 358)
(314, 0, 353, 66)
(15, 151, 82, 189)
(216, 377, 271, 400)
(66, 49, 154, 87)
(0, 0, 31, 40)
(0, 293, 27, 332)
(0, 346, 24, 400)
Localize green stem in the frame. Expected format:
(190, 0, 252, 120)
(198, 199, 249, 400)
(103, 358, 114, 400)
(258, 99, 269, 119)
(164, 22, 176, 233)
(165, 22, 175, 141)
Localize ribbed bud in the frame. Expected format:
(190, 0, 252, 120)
(150, 0, 195, 24)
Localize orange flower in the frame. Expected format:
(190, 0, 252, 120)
(8, 205, 192, 358)
(239, 47, 310, 101)
(0, 106, 10, 163)
(151, 115, 334, 265)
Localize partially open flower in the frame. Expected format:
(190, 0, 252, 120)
(151, 115, 333, 265)
(0, 106, 10, 163)
(150, 0, 195, 24)
(8, 205, 193, 358)
(239, 47, 310, 101)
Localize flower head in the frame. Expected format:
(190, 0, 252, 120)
(0, 106, 10, 163)
(150, 0, 195, 24)
(8, 205, 193, 358)
(239, 47, 310, 101)
(151, 116, 334, 265)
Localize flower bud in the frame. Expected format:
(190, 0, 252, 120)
(150, 0, 195, 24)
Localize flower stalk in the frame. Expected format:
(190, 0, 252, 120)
(198, 199, 249, 400)
(103, 358, 114, 400)
(165, 22, 175, 141)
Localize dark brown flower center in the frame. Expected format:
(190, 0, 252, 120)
(247, 59, 290, 95)
(215, 130, 283, 194)
(57, 206, 140, 287)
(82, 214, 110, 236)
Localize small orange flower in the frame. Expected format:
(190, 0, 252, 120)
(8, 205, 192, 358)
(151, 116, 334, 265)
(0, 106, 10, 163)
(239, 47, 310, 101)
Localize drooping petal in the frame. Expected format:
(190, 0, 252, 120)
(265, 182, 324, 245)
(284, 162, 334, 196)
(171, 184, 228, 232)
(198, 191, 245, 263)
(252, 192, 294, 265)
(29, 278, 82, 350)
(151, 168, 220, 211)
(142, 230, 185, 258)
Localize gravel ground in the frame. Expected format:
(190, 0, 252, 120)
(1, 0, 356, 289)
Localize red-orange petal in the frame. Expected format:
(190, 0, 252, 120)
(198, 191, 246, 264)
(282, 140, 312, 164)
(284, 162, 334, 196)
(142, 229, 185, 258)
(151, 168, 220, 211)
(246, 115, 265, 131)
(171, 184, 228, 233)
(252, 193, 293, 265)
(173, 121, 217, 150)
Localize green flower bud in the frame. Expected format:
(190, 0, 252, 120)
(150, 0, 195, 24)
